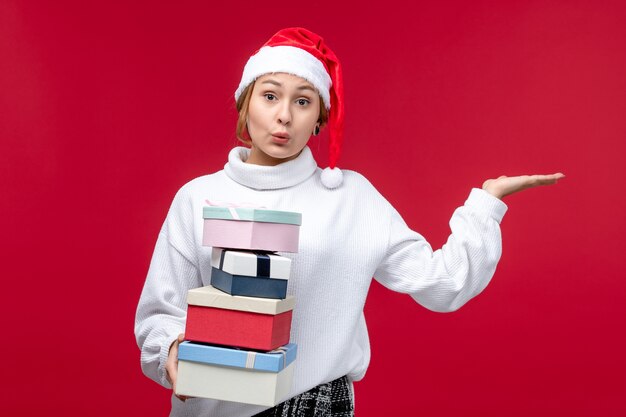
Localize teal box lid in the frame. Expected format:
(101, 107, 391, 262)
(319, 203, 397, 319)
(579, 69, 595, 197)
(203, 207, 302, 226)
(178, 342, 297, 372)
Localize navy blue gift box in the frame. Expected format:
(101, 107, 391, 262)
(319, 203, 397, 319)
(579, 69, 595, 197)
(210, 248, 290, 299)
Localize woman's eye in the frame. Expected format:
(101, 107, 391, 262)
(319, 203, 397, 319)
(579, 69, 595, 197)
(264, 93, 276, 101)
(296, 99, 310, 106)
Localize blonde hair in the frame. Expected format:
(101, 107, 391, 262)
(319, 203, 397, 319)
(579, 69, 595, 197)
(235, 80, 329, 145)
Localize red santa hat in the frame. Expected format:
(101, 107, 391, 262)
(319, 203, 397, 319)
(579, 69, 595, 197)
(234, 27, 345, 189)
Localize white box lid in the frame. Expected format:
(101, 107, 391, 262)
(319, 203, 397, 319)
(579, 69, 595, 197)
(187, 285, 295, 314)
(211, 248, 291, 280)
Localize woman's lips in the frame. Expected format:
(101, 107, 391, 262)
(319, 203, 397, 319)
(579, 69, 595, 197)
(271, 133, 290, 144)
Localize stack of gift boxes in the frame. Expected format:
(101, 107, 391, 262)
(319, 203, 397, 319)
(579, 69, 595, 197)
(175, 205, 302, 407)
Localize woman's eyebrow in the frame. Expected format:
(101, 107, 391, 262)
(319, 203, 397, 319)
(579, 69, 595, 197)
(261, 79, 282, 87)
(297, 85, 316, 92)
(260, 79, 315, 92)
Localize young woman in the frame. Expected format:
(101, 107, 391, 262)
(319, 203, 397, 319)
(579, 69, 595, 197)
(135, 27, 564, 417)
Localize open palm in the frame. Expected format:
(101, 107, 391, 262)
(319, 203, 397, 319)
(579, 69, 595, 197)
(482, 173, 565, 199)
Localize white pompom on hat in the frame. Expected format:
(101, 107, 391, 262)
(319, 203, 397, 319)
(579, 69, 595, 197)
(235, 27, 345, 189)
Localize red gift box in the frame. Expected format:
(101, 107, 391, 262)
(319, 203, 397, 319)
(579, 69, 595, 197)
(185, 286, 295, 351)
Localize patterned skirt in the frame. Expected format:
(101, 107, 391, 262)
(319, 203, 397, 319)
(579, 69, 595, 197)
(253, 375, 354, 417)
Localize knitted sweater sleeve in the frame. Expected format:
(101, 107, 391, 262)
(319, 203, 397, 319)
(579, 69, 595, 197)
(134, 187, 202, 388)
(374, 188, 508, 312)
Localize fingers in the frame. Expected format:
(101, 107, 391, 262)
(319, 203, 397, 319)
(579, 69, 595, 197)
(529, 173, 566, 186)
(175, 393, 190, 402)
(166, 333, 190, 402)
(535, 173, 565, 180)
(165, 350, 178, 386)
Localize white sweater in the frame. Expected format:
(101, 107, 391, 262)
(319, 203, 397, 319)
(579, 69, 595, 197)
(135, 146, 508, 417)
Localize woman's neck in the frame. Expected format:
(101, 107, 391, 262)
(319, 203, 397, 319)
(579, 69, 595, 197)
(224, 146, 318, 190)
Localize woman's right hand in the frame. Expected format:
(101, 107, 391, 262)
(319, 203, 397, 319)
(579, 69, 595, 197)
(165, 333, 190, 402)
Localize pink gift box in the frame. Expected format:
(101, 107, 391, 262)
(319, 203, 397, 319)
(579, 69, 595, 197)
(203, 219, 300, 252)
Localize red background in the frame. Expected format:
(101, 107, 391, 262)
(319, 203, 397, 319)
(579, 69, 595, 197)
(1, 1, 625, 415)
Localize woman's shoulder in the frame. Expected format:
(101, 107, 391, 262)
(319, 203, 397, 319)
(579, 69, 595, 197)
(160, 171, 230, 215)
(339, 169, 382, 194)
(175, 170, 228, 195)
(331, 169, 394, 210)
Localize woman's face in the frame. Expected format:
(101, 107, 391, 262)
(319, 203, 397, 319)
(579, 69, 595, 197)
(245, 73, 321, 166)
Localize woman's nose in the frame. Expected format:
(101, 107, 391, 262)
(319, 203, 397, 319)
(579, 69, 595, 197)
(277, 102, 291, 125)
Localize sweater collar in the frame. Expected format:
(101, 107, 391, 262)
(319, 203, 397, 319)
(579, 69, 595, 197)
(224, 146, 318, 190)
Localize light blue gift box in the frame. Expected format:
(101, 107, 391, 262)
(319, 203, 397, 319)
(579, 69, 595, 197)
(176, 342, 298, 406)
(203, 206, 302, 225)
(178, 341, 297, 372)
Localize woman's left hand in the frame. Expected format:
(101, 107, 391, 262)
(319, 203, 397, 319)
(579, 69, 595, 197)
(482, 173, 565, 199)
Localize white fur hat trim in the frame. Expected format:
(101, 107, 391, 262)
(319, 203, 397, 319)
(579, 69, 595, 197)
(235, 46, 332, 109)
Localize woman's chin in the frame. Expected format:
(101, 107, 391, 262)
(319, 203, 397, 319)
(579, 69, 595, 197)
(264, 143, 303, 160)
(267, 150, 299, 163)
(248, 146, 300, 166)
